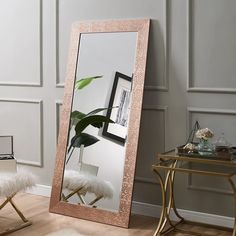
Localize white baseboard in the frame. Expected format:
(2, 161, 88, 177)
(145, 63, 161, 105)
(27, 185, 234, 228)
(132, 201, 234, 228)
(26, 184, 51, 197)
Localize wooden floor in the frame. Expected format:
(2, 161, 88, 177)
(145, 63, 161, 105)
(0, 193, 232, 236)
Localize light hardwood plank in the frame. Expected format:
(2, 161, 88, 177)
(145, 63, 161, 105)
(0, 193, 232, 235)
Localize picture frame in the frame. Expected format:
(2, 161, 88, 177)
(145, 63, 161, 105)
(103, 71, 132, 143)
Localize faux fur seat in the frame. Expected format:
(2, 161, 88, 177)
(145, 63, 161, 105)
(0, 171, 36, 235)
(0, 171, 35, 197)
(62, 170, 114, 206)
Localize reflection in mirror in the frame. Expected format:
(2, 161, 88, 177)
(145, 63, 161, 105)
(103, 72, 132, 143)
(62, 32, 137, 211)
(50, 19, 150, 228)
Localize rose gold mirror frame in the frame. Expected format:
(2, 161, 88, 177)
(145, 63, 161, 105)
(49, 18, 150, 228)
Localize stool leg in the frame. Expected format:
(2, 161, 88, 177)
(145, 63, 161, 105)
(0, 194, 32, 235)
(0, 193, 16, 210)
(9, 198, 28, 222)
(0, 198, 10, 210)
(76, 193, 87, 204)
(63, 187, 84, 201)
(88, 196, 103, 206)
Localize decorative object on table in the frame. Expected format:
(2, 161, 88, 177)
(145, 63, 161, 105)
(0, 136, 13, 156)
(186, 121, 201, 144)
(177, 121, 200, 154)
(195, 127, 214, 155)
(214, 132, 232, 158)
(176, 122, 236, 160)
(0, 135, 17, 173)
(182, 142, 197, 153)
(102, 72, 132, 143)
(0, 156, 16, 173)
(195, 127, 214, 140)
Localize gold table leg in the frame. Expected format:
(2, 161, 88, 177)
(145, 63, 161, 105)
(228, 176, 236, 236)
(153, 163, 236, 236)
(153, 160, 184, 236)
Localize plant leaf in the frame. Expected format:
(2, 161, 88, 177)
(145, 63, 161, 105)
(70, 107, 116, 128)
(75, 115, 114, 134)
(85, 107, 117, 128)
(66, 133, 99, 164)
(71, 110, 86, 119)
(70, 110, 86, 127)
(75, 75, 103, 90)
(71, 133, 99, 148)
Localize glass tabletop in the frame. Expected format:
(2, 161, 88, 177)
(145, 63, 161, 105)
(157, 149, 236, 168)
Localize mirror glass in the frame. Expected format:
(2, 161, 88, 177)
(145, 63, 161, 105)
(50, 19, 150, 227)
(62, 32, 137, 212)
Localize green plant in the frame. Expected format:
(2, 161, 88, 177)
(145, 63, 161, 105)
(66, 76, 114, 164)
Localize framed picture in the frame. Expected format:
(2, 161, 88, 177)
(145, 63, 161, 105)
(103, 72, 132, 143)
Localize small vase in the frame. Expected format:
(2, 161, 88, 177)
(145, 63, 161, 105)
(197, 139, 213, 156)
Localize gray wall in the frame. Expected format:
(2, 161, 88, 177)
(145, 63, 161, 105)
(0, 0, 236, 220)
(135, 0, 236, 219)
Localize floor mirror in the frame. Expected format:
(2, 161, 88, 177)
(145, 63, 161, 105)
(49, 18, 150, 228)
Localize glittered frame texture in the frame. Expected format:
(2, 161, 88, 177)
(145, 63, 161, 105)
(49, 18, 150, 228)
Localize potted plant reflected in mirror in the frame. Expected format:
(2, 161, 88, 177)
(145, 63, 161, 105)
(66, 75, 114, 167)
(61, 76, 116, 206)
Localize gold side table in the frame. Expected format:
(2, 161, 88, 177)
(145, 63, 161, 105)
(152, 150, 236, 236)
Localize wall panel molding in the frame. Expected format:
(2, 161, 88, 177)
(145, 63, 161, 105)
(55, 100, 63, 140)
(187, 107, 236, 194)
(0, 98, 43, 167)
(145, 0, 169, 91)
(187, 107, 236, 116)
(55, 0, 169, 90)
(135, 105, 167, 184)
(143, 105, 168, 151)
(187, 174, 233, 195)
(135, 176, 159, 185)
(0, 0, 43, 87)
(187, 0, 236, 93)
(55, 0, 64, 87)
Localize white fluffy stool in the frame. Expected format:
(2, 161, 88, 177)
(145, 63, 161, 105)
(0, 171, 35, 235)
(62, 170, 113, 206)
